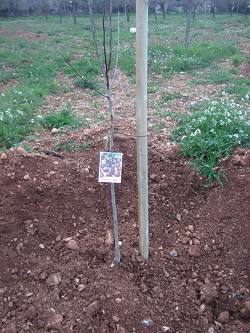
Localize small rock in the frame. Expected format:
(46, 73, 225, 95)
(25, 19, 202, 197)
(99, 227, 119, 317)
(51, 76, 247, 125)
(112, 315, 120, 322)
(78, 284, 86, 292)
(232, 154, 241, 165)
(46, 273, 61, 286)
(0, 288, 5, 294)
(65, 239, 79, 251)
(116, 324, 126, 333)
(217, 311, 230, 323)
(0, 152, 7, 160)
(240, 307, 250, 318)
(51, 128, 58, 135)
(204, 244, 209, 251)
(23, 174, 30, 180)
(199, 303, 206, 314)
(7, 323, 17, 333)
(245, 299, 250, 311)
(47, 313, 63, 330)
(74, 278, 80, 286)
(37, 319, 46, 328)
(193, 239, 201, 245)
(16, 147, 29, 155)
(141, 319, 154, 327)
(115, 298, 122, 304)
(188, 245, 201, 257)
(84, 301, 100, 317)
(200, 284, 218, 304)
(162, 326, 171, 332)
(180, 236, 190, 244)
(25, 292, 34, 297)
(176, 213, 181, 221)
(105, 230, 114, 246)
(169, 250, 178, 257)
(188, 225, 194, 232)
(25, 305, 38, 320)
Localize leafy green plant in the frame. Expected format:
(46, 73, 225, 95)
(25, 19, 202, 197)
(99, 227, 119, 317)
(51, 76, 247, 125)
(172, 99, 250, 186)
(39, 109, 79, 129)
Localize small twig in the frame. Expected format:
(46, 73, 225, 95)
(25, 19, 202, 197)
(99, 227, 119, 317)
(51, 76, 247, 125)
(37, 149, 66, 159)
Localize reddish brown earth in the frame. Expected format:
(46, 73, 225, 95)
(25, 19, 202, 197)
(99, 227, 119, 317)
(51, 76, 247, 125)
(0, 128, 250, 333)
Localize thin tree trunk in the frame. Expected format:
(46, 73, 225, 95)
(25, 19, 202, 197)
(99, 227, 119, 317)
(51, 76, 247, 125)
(73, 2, 77, 24)
(89, 0, 121, 263)
(185, 9, 192, 47)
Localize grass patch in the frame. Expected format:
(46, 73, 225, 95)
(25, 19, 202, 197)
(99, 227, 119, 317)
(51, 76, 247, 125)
(231, 53, 245, 66)
(161, 92, 183, 102)
(39, 109, 80, 129)
(224, 78, 250, 99)
(171, 99, 250, 186)
(148, 42, 237, 75)
(0, 13, 248, 150)
(205, 68, 237, 84)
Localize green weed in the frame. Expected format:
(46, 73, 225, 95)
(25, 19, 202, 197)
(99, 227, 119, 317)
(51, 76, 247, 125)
(148, 42, 237, 76)
(231, 53, 245, 66)
(171, 99, 250, 186)
(224, 78, 250, 99)
(161, 92, 183, 102)
(39, 109, 80, 129)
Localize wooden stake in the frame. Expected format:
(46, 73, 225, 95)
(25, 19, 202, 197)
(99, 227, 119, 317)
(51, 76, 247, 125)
(136, 0, 149, 260)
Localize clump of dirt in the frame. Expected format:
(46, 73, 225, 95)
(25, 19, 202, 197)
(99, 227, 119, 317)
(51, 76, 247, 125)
(0, 128, 249, 333)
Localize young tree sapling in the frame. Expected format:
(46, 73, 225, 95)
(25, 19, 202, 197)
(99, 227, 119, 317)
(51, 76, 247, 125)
(88, 0, 121, 263)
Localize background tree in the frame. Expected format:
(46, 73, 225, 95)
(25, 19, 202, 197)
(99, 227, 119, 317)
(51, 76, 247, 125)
(149, 0, 159, 20)
(39, 0, 51, 19)
(55, 0, 66, 22)
(183, 0, 201, 46)
(234, 0, 249, 15)
(157, 0, 169, 18)
(0, 0, 17, 17)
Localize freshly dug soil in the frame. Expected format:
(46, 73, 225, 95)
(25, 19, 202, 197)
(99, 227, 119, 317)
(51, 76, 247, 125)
(0, 128, 249, 333)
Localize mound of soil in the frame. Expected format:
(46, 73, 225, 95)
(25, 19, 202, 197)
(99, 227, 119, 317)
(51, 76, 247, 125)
(0, 128, 249, 333)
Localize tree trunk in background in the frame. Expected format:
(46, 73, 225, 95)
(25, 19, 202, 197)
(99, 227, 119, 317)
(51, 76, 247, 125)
(185, 8, 192, 46)
(73, 0, 76, 24)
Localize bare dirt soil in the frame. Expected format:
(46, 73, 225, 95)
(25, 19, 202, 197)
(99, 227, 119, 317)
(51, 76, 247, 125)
(0, 130, 250, 333)
(0, 29, 250, 333)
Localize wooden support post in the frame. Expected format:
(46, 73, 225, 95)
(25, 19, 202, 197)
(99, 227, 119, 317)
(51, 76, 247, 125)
(136, 0, 149, 260)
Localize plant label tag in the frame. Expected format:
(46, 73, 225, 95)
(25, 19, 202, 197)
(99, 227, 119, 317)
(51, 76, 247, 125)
(98, 152, 123, 183)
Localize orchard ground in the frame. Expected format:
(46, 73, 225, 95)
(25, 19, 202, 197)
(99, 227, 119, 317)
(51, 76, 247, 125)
(0, 23, 250, 333)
